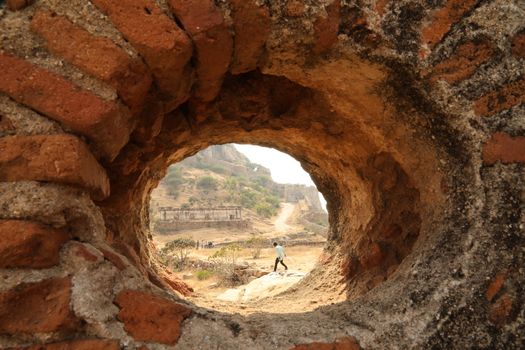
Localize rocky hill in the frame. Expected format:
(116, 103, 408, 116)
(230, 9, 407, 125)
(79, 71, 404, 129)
(149, 144, 328, 235)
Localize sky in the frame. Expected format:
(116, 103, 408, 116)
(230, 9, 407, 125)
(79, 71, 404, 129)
(233, 144, 327, 211)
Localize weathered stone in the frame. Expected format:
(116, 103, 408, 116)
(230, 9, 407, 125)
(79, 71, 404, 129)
(99, 246, 128, 270)
(6, 0, 33, 11)
(31, 10, 152, 114)
(482, 132, 525, 165)
(169, 0, 233, 101)
(489, 293, 514, 325)
(420, 0, 478, 53)
(292, 337, 361, 350)
(0, 220, 69, 268)
(11, 339, 120, 350)
(285, 0, 306, 17)
(115, 289, 192, 344)
(0, 53, 131, 160)
(375, 0, 391, 17)
(160, 268, 194, 296)
(511, 29, 525, 59)
(313, 0, 341, 54)
(0, 277, 79, 334)
(229, 0, 271, 74)
(0, 135, 110, 199)
(474, 78, 525, 117)
(358, 242, 383, 269)
(486, 271, 507, 302)
(429, 39, 496, 84)
(91, 0, 192, 104)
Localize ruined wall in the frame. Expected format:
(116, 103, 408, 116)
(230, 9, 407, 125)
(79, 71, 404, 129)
(0, 0, 524, 349)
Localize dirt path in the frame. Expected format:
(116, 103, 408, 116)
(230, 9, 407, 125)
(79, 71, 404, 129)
(273, 202, 295, 232)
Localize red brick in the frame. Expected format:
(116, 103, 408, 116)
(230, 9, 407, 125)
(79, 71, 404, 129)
(474, 78, 525, 117)
(160, 269, 194, 296)
(0, 134, 110, 199)
(31, 10, 152, 114)
(375, 0, 391, 17)
(11, 339, 120, 350)
(292, 337, 361, 350)
(489, 293, 513, 325)
(482, 132, 525, 165)
(430, 40, 496, 84)
(0, 220, 69, 269)
(229, 0, 271, 74)
(285, 0, 306, 17)
(511, 30, 525, 59)
(115, 289, 192, 344)
(486, 271, 507, 302)
(91, 0, 192, 103)
(99, 247, 127, 270)
(420, 0, 477, 55)
(169, 0, 233, 102)
(6, 0, 33, 11)
(0, 53, 131, 160)
(313, 0, 341, 54)
(0, 277, 79, 334)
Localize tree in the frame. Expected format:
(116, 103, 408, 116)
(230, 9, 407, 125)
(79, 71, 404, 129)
(163, 166, 184, 198)
(197, 176, 219, 190)
(246, 236, 267, 259)
(161, 237, 196, 269)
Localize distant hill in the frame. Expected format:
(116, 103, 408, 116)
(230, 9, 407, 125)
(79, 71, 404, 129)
(149, 144, 328, 235)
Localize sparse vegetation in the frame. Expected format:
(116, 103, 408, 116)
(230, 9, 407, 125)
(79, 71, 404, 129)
(197, 176, 219, 190)
(208, 244, 245, 286)
(246, 236, 267, 259)
(160, 237, 196, 270)
(196, 269, 214, 280)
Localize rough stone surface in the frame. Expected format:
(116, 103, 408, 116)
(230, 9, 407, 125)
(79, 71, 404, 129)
(6, 0, 33, 11)
(313, 0, 341, 54)
(0, 0, 524, 349)
(420, 0, 478, 54)
(474, 77, 525, 116)
(0, 135, 110, 199)
(31, 9, 152, 114)
(0, 220, 69, 268)
(0, 53, 131, 160)
(229, 0, 271, 74)
(10, 339, 120, 350)
(90, 0, 192, 107)
(0, 277, 78, 334)
(429, 39, 496, 84)
(482, 132, 525, 165)
(168, 0, 233, 102)
(292, 337, 361, 350)
(114, 289, 192, 344)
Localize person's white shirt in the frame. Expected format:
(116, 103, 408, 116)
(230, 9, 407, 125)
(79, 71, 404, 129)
(275, 245, 285, 259)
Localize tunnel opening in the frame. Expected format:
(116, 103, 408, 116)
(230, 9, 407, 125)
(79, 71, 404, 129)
(3, 0, 519, 347)
(96, 71, 447, 319)
(148, 143, 331, 312)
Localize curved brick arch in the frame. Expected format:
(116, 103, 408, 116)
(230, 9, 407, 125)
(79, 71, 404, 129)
(0, 0, 524, 349)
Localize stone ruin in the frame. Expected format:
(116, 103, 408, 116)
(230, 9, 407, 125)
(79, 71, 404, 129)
(0, 0, 523, 349)
(155, 206, 251, 232)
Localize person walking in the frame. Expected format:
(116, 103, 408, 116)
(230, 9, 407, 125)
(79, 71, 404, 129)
(273, 242, 288, 272)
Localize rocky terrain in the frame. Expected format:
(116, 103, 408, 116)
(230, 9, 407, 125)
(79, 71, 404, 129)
(0, 0, 523, 349)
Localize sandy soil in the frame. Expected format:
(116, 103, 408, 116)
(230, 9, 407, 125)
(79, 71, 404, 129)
(153, 202, 338, 315)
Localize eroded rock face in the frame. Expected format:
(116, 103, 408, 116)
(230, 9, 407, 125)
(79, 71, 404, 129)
(0, 0, 523, 349)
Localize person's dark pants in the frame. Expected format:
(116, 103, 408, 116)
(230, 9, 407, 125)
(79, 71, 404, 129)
(274, 257, 288, 272)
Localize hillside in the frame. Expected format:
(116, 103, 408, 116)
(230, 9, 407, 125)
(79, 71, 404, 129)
(149, 144, 328, 244)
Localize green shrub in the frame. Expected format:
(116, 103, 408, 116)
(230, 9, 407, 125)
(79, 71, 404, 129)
(160, 237, 196, 270)
(197, 176, 218, 190)
(196, 269, 214, 280)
